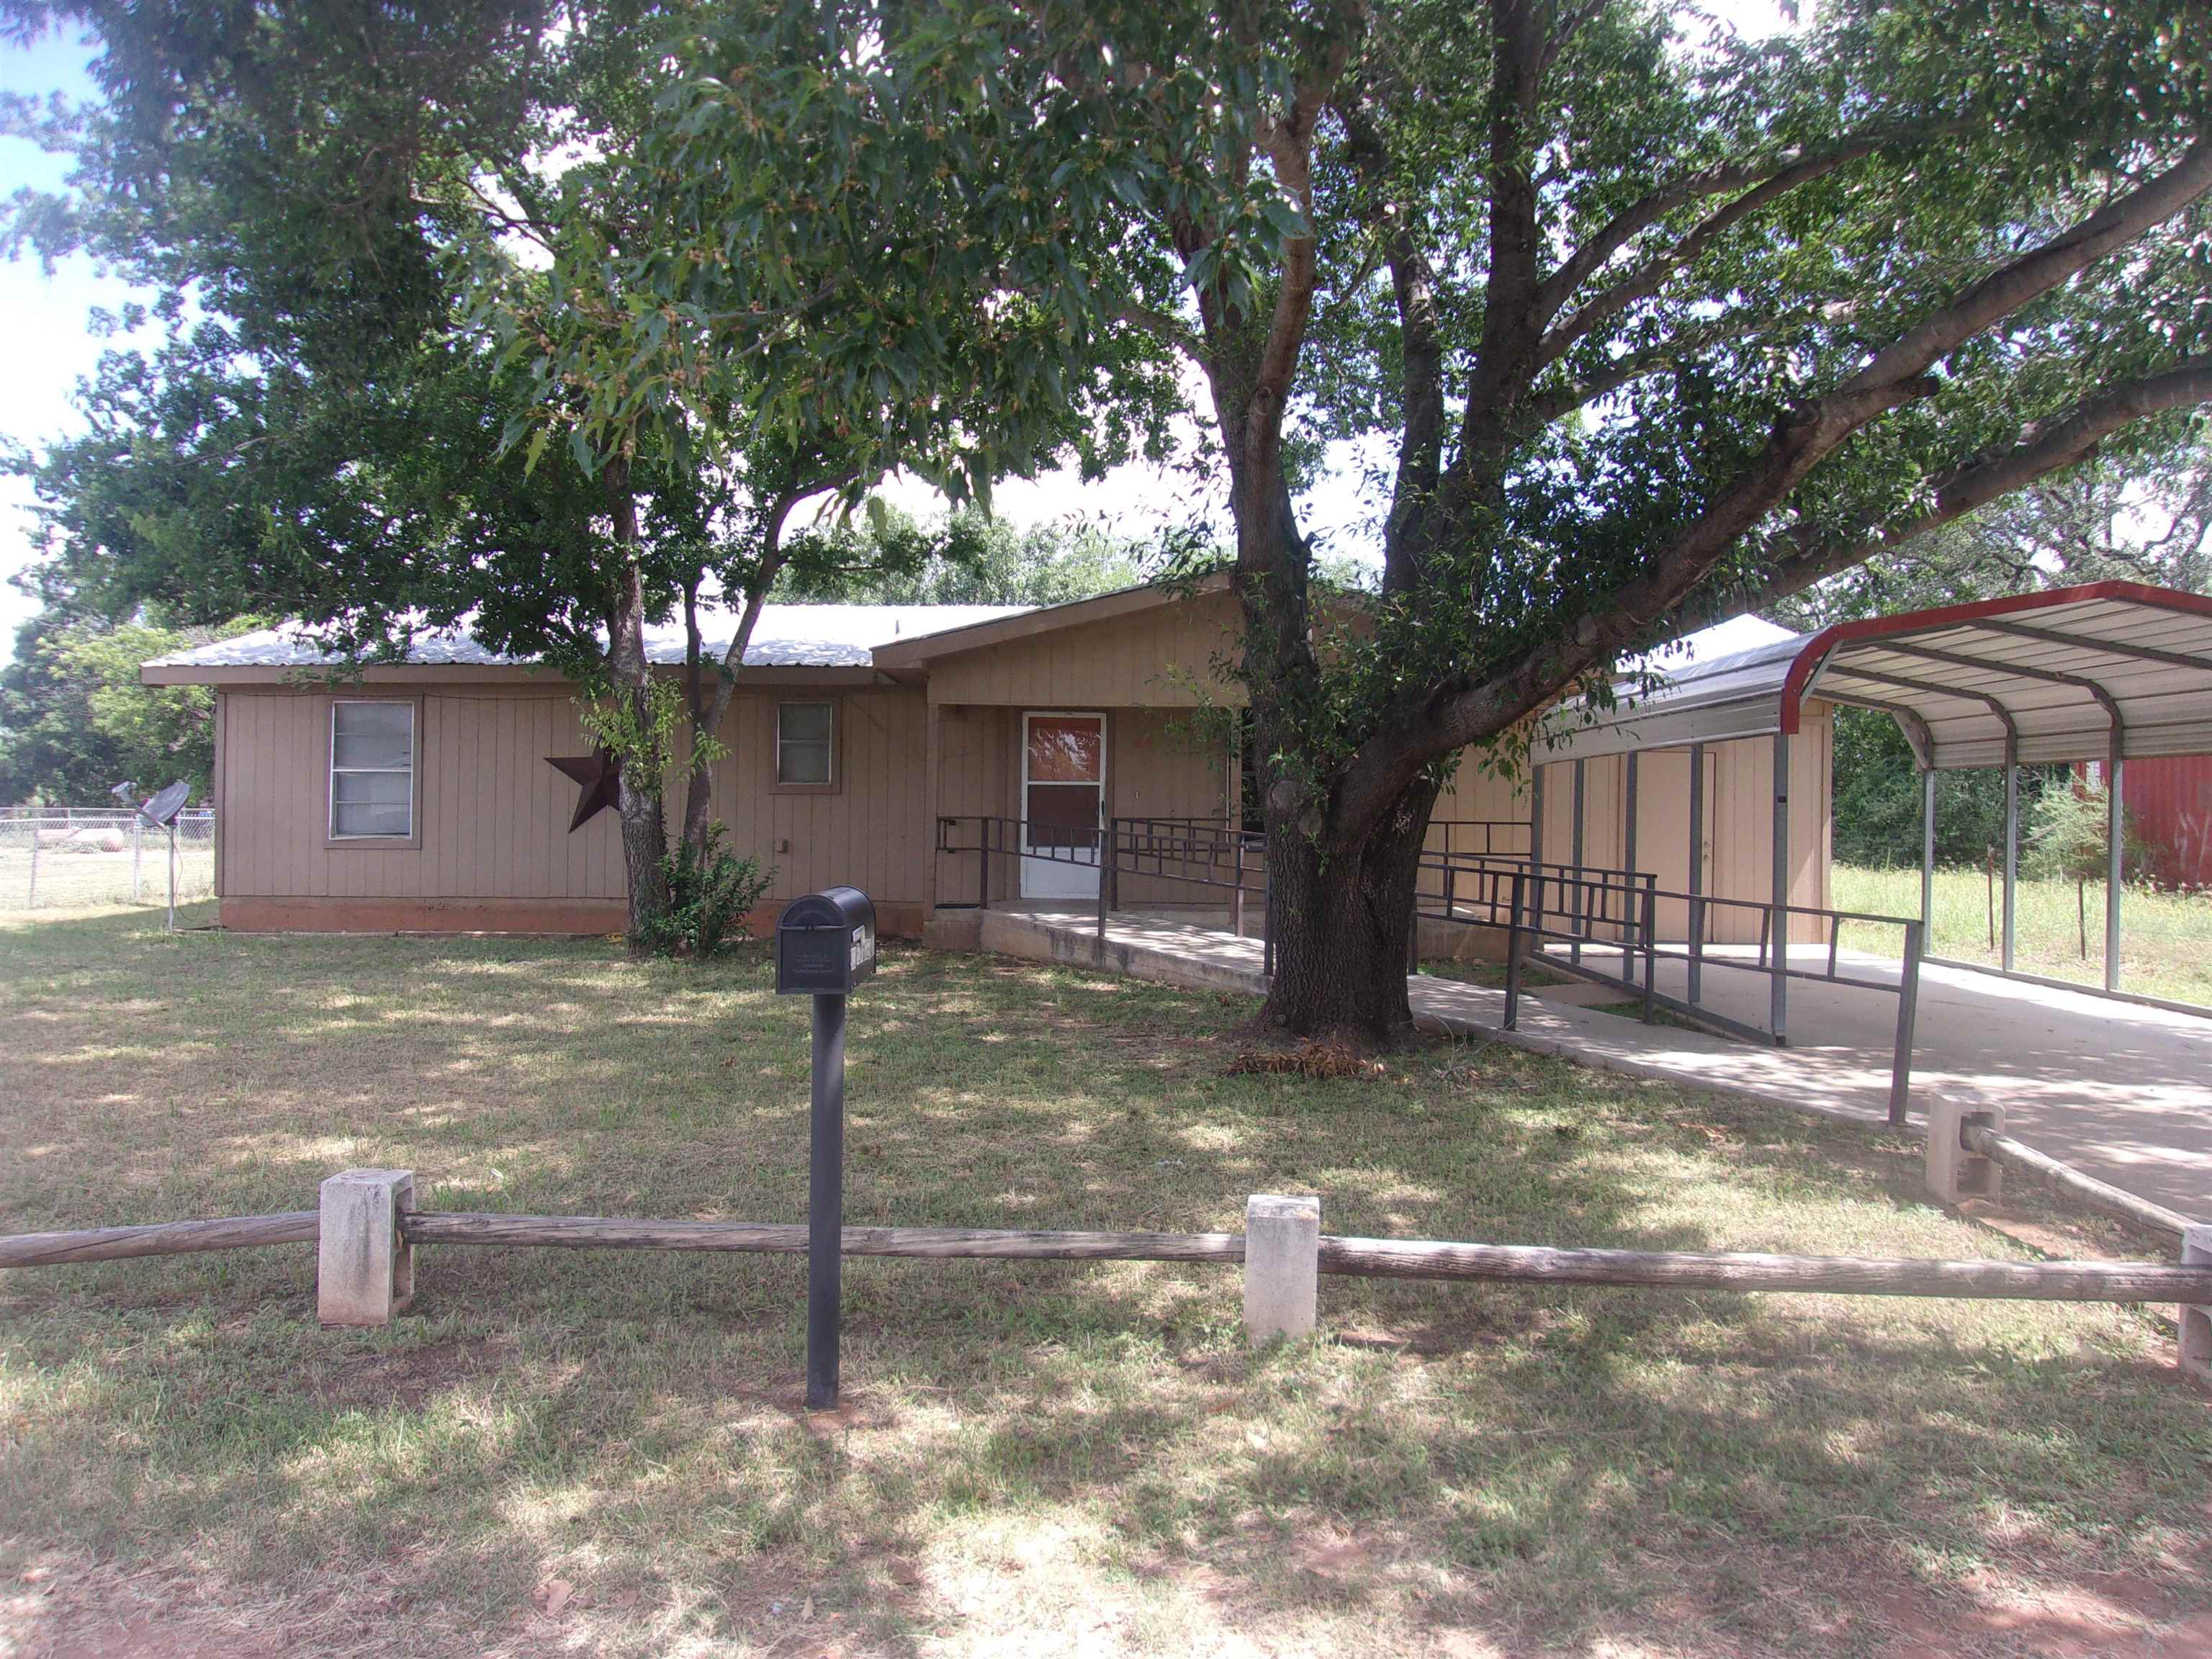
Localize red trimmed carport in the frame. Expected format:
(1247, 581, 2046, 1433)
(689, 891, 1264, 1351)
(1779, 582, 2212, 998)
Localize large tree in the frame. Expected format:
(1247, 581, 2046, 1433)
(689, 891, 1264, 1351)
(603, 0, 2212, 1035)
(5, 0, 1174, 934)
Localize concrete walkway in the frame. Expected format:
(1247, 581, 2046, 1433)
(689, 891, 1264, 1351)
(979, 908, 2212, 1223)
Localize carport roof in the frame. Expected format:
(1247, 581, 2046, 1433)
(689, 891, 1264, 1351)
(1539, 582, 2212, 770)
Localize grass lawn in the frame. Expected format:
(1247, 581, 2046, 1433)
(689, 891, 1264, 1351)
(4, 905, 2209, 1658)
(1832, 864, 2212, 1008)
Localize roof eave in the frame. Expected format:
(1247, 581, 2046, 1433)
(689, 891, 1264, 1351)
(870, 572, 1233, 667)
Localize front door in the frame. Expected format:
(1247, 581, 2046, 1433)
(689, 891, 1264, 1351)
(1021, 712, 1105, 899)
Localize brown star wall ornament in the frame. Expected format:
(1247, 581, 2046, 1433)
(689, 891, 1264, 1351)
(545, 746, 621, 832)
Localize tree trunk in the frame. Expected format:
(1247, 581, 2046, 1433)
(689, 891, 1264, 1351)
(1225, 438, 1442, 1043)
(604, 463, 670, 939)
(1260, 777, 1438, 1042)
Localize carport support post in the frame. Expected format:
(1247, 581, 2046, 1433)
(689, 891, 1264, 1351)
(1920, 769, 1938, 933)
(1623, 751, 1640, 985)
(1570, 760, 1586, 969)
(807, 991, 848, 1411)
(2180, 1225, 2212, 1386)
(2001, 737, 2019, 973)
(2105, 747, 2125, 994)
(1769, 730, 1789, 1043)
(1687, 743, 1705, 1004)
(1244, 1194, 1320, 1346)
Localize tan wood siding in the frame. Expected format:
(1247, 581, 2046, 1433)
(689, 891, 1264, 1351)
(1109, 708, 1235, 906)
(217, 689, 622, 902)
(1439, 711, 1833, 946)
(697, 685, 934, 910)
(925, 590, 1246, 708)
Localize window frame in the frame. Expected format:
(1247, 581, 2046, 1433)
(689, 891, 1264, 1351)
(325, 696, 423, 848)
(771, 697, 841, 795)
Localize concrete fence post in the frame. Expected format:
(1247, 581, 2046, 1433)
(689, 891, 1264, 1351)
(1925, 1100, 2003, 1206)
(318, 1168, 417, 1327)
(2182, 1225, 2212, 1386)
(1244, 1194, 1321, 1346)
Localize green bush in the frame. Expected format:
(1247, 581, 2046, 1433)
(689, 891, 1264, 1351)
(2025, 780, 2156, 883)
(1829, 706, 2059, 867)
(633, 825, 775, 958)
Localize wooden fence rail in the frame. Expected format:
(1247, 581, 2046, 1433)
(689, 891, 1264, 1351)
(6, 1200, 2211, 1310)
(0, 1211, 318, 1269)
(1960, 1123, 2194, 1241)
(403, 1213, 1245, 1262)
(1315, 1236, 2212, 1303)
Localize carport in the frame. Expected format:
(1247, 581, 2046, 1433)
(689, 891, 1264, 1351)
(1539, 580, 2212, 1011)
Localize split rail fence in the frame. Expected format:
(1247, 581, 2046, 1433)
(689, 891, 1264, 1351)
(8, 1138, 2211, 1380)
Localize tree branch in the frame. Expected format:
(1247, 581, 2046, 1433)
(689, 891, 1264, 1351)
(1842, 135, 2212, 398)
(1110, 300, 1203, 359)
(1537, 140, 1882, 362)
(1331, 133, 2212, 846)
(1341, 96, 1446, 590)
(1667, 353, 2212, 634)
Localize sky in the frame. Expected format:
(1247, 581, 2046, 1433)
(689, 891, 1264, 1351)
(0, 1, 1799, 665)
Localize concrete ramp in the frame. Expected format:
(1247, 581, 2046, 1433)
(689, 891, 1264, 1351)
(955, 908, 2212, 1222)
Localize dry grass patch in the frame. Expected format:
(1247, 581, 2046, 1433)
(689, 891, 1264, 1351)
(1, 904, 2208, 1658)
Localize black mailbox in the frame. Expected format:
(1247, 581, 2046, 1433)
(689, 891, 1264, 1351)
(775, 886, 877, 995)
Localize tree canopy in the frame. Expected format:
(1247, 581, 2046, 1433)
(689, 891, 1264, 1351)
(588, 0, 2212, 1033)
(3, 0, 1178, 931)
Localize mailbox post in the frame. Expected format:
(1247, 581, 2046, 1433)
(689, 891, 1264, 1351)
(775, 886, 877, 1411)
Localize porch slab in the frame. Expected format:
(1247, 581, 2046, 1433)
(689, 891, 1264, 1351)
(969, 909, 2211, 1224)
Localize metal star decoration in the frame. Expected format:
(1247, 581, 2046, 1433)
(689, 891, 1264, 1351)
(545, 747, 621, 832)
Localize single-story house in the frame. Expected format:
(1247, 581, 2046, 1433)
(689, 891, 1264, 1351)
(141, 579, 1839, 940)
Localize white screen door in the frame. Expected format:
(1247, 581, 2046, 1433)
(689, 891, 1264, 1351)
(1021, 712, 1105, 899)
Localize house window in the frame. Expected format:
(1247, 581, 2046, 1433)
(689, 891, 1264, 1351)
(329, 701, 415, 839)
(776, 701, 835, 787)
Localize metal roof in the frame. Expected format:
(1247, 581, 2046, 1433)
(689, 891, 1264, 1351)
(1540, 583, 2212, 770)
(143, 603, 1033, 673)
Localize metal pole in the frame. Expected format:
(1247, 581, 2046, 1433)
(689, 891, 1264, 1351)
(1232, 837, 1246, 937)
(1640, 884, 1658, 1025)
(1097, 818, 1110, 939)
(166, 822, 178, 932)
(1687, 743, 1704, 1005)
(1920, 769, 1937, 932)
(26, 824, 38, 909)
(1570, 760, 1586, 969)
(2002, 736, 2019, 973)
(2106, 747, 2125, 994)
(132, 819, 143, 904)
(1771, 730, 1790, 1043)
(1529, 762, 1545, 873)
(1888, 920, 1923, 1126)
(806, 992, 847, 1412)
(1624, 751, 1641, 986)
(1503, 871, 1525, 1032)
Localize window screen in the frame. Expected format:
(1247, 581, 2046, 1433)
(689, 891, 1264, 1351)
(777, 701, 834, 786)
(329, 701, 415, 838)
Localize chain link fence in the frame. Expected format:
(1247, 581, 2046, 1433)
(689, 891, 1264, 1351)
(0, 808, 217, 912)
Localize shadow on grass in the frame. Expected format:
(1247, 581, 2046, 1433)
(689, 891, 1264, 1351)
(2, 909, 2208, 1656)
